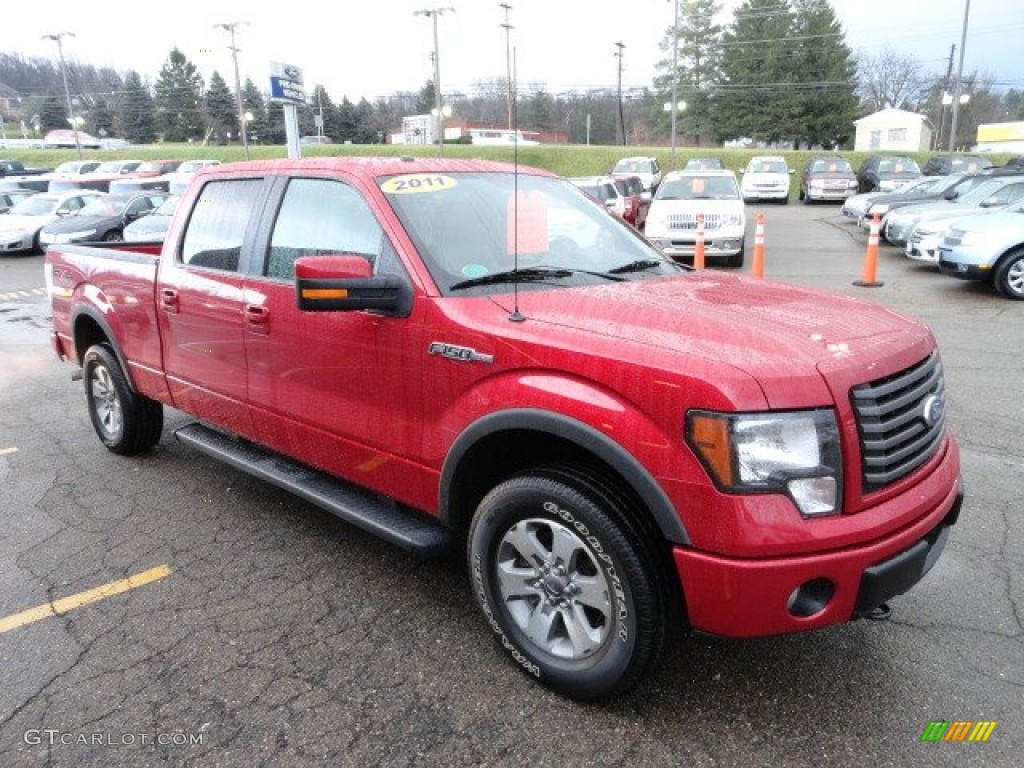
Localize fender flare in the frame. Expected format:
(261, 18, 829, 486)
(70, 303, 137, 391)
(440, 408, 690, 545)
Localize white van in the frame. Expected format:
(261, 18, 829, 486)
(740, 155, 794, 204)
(645, 169, 746, 267)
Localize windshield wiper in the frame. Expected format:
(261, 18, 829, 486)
(449, 266, 624, 291)
(608, 258, 665, 274)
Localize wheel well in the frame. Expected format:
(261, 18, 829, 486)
(73, 314, 110, 365)
(446, 427, 687, 631)
(446, 428, 667, 549)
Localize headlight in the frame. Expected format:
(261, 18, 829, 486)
(56, 229, 97, 243)
(686, 409, 842, 516)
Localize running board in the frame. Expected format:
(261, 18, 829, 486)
(174, 423, 452, 558)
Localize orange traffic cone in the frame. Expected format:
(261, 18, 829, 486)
(751, 212, 765, 278)
(854, 213, 885, 287)
(694, 213, 706, 270)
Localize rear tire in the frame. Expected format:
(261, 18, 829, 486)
(83, 344, 163, 454)
(467, 467, 669, 701)
(993, 248, 1024, 300)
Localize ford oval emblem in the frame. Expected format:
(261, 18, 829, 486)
(922, 393, 945, 427)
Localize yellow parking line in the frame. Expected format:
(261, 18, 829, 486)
(0, 565, 172, 635)
(0, 447, 17, 456)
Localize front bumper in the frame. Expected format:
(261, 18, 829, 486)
(0, 232, 35, 252)
(673, 461, 963, 638)
(648, 227, 745, 259)
(906, 234, 941, 264)
(938, 244, 994, 280)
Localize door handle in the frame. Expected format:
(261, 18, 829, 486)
(245, 304, 270, 333)
(160, 287, 179, 313)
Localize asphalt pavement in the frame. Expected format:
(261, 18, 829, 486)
(0, 206, 1020, 767)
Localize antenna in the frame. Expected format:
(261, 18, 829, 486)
(508, 45, 525, 323)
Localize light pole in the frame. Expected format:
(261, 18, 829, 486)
(214, 22, 250, 160)
(499, 3, 513, 131)
(947, 0, 971, 155)
(669, 0, 679, 165)
(42, 32, 81, 160)
(415, 7, 455, 156)
(614, 41, 626, 146)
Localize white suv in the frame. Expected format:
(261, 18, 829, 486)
(740, 155, 793, 204)
(611, 156, 662, 194)
(645, 169, 746, 267)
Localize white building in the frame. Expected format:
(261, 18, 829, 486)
(974, 121, 1024, 154)
(853, 108, 933, 152)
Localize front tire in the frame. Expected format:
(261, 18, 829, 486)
(468, 468, 668, 701)
(993, 248, 1024, 300)
(83, 344, 164, 454)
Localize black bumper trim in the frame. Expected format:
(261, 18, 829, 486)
(854, 490, 963, 616)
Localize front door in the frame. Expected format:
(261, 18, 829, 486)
(242, 176, 431, 506)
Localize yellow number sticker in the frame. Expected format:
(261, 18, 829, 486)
(381, 174, 457, 195)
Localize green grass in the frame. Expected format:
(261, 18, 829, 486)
(4, 142, 1016, 200)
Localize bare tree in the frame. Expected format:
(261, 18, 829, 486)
(856, 49, 932, 113)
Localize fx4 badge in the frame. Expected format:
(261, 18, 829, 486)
(428, 342, 494, 364)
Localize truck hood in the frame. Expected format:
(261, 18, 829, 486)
(512, 273, 922, 406)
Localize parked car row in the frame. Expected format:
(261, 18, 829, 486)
(842, 171, 1024, 300)
(0, 187, 173, 254)
(0, 159, 221, 196)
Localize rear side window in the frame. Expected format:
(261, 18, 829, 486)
(264, 178, 387, 281)
(180, 179, 263, 272)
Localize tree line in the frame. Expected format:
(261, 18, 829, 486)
(2, 0, 1022, 149)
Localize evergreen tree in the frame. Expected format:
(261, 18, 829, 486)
(203, 71, 237, 144)
(120, 71, 156, 144)
(790, 0, 858, 148)
(154, 48, 204, 141)
(38, 93, 68, 133)
(242, 78, 268, 143)
(415, 80, 436, 114)
(337, 96, 358, 142)
(86, 98, 116, 139)
(655, 0, 724, 146)
(717, 0, 798, 144)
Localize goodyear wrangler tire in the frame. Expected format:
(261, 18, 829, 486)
(83, 344, 164, 455)
(468, 469, 666, 701)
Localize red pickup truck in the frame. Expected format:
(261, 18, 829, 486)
(46, 157, 962, 700)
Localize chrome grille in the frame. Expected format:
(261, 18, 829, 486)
(668, 213, 723, 231)
(851, 352, 947, 492)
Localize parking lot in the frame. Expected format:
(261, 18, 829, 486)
(0, 202, 1020, 767)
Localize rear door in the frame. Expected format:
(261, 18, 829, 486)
(156, 175, 271, 438)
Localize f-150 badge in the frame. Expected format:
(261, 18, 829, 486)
(428, 342, 494, 364)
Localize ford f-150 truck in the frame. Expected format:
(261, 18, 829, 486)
(46, 157, 963, 700)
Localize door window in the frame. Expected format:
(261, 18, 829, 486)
(180, 178, 263, 272)
(264, 177, 388, 281)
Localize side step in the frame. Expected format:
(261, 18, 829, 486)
(174, 423, 452, 558)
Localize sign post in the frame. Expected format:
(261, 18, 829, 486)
(269, 61, 306, 158)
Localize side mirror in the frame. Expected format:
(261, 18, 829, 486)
(295, 255, 411, 316)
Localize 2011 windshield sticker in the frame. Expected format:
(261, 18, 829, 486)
(381, 174, 457, 195)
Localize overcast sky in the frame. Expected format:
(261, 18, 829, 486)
(4, 0, 1022, 104)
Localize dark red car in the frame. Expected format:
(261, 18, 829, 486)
(612, 174, 649, 228)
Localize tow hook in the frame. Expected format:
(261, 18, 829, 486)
(866, 603, 891, 621)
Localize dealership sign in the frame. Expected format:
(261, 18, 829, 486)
(269, 62, 305, 105)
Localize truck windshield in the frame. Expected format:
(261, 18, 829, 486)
(379, 172, 678, 296)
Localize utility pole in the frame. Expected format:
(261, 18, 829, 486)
(214, 22, 250, 160)
(948, 0, 971, 155)
(499, 3, 513, 131)
(42, 32, 81, 160)
(415, 7, 455, 155)
(935, 44, 955, 150)
(614, 41, 626, 146)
